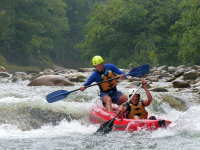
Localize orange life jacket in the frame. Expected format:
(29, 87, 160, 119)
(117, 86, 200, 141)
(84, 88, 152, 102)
(126, 102, 148, 119)
(98, 66, 117, 91)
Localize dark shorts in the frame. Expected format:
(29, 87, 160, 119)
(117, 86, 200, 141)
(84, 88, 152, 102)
(100, 90, 123, 107)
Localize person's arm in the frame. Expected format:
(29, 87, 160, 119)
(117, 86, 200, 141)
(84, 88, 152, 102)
(107, 64, 125, 80)
(142, 78, 152, 106)
(118, 105, 127, 118)
(80, 71, 100, 91)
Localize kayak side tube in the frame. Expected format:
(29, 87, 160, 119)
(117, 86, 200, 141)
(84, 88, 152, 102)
(89, 107, 171, 133)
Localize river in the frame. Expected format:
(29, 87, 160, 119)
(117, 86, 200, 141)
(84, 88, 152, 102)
(0, 80, 200, 150)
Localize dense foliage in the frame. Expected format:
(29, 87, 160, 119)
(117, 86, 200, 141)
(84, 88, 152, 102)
(0, 0, 200, 69)
(0, 0, 99, 68)
(77, 0, 184, 68)
(170, 0, 200, 65)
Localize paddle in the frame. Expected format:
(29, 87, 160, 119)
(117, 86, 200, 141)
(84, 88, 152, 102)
(46, 64, 149, 103)
(95, 84, 143, 134)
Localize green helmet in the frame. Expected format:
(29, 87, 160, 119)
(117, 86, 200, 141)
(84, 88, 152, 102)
(92, 56, 104, 66)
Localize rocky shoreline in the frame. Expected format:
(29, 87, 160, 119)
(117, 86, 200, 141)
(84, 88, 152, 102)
(0, 65, 200, 95)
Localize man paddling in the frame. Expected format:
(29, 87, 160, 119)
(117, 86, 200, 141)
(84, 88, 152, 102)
(80, 55, 128, 112)
(118, 78, 152, 119)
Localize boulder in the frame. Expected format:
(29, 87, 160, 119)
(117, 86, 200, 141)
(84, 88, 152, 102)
(68, 77, 79, 82)
(127, 77, 142, 82)
(76, 73, 87, 79)
(148, 71, 160, 76)
(26, 69, 39, 75)
(43, 69, 54, 74)
(168, 67, 176, 74)
(13, 72, 29, 80)
(78, 79, 87, 82)
(150, 88, 168, 92)
(191, 65, 200, 70)
(172, 80, 191, 88)
(146, 76, 159, 82)
(157, 65, 168, 71)
(174, 68, 185, 77)
(159, 72, 169, 78)
(27, 75, 75, 86)
(183, 70, 199, 80)
(78, 68, 95, 72)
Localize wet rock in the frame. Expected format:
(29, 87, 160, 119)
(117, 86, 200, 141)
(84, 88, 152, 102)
(160, 94, 188, 111)
(183, 70, 199, 80)
(13, 72, 29, 80)
(159, 72, 169, 78)
(165, 76, 176, 82)
(78, 68, 95, 72)
(146, 76, 159, 82)
(177, 65, 187, 69)
(0, 107, 76, 131)
(12, 78, 19, 83)
(68, 77, 79, 82)
(172, 80, 191, 88)
(157, 65, 168, 71)
(27, 75, 75, 86)
(148, 71, 160, 76)
(168, 67, 176, 74)
(26, 69, 39, 75)
(76, 73, 87, 79)
(191, 65, 200, 70)
(179, 89, 198, 93)
(43, 69, 54, 74)
(78, 79, 87, 82)
(174, 68, 185, 77)
(150, 88, 168, 92)
(13, 72, 27, 77)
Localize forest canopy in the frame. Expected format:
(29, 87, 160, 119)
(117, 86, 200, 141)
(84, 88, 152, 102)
(0, 0, 200, 69)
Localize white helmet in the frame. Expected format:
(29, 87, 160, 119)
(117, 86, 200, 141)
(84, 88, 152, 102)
(128, 88, 140, 98)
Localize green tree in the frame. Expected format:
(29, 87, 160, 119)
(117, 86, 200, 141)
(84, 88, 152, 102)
(58, 0, 101, 68)
(77, 0, 182, 68)
(170, 0, 200, 65)
(77, 0, 149, 67)
(0, 0, 69, 66)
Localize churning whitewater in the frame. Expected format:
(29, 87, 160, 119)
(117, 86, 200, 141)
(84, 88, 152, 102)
(0, 80, 200, 150)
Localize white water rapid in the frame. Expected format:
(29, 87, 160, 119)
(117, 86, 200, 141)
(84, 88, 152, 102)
(0, 80, 200, 150)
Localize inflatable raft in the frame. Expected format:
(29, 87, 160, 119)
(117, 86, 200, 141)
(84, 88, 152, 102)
(89, 106, 171, 132)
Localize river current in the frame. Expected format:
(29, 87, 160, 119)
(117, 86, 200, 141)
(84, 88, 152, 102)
(0, 80, 200, 150)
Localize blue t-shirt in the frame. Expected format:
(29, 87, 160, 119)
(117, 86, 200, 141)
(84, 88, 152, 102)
(83, 64, 125, 91)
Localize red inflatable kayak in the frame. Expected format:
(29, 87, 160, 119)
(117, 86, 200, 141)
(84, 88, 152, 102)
(89, 106, 171, 132)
